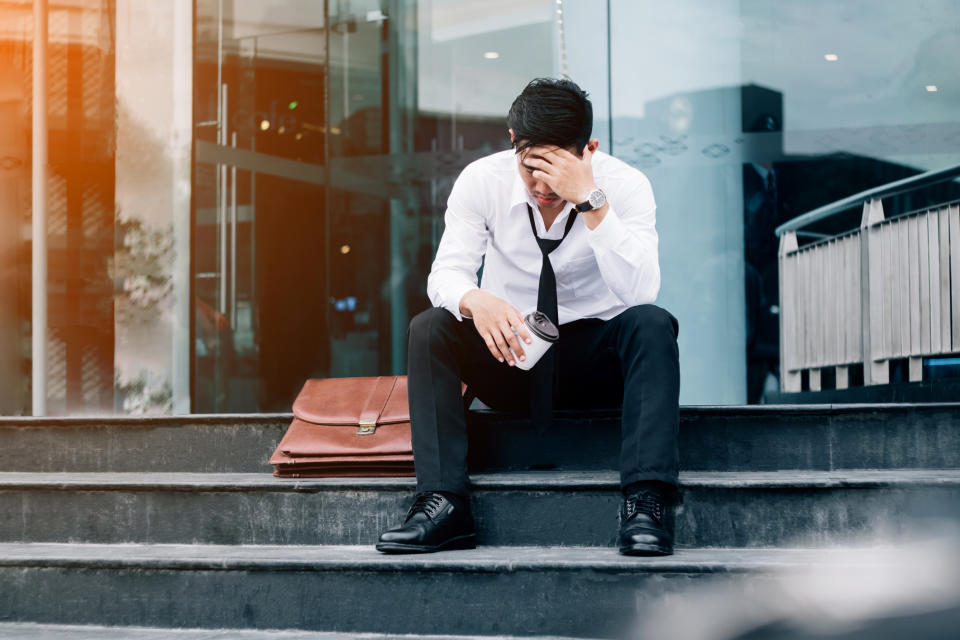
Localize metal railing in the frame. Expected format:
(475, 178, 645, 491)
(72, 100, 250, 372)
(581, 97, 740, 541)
(776, 163, 960, 392)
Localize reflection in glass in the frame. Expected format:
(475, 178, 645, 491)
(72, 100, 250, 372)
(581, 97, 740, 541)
(41, 0, 117, 415)
(611, 0, 960, 403)
(0, 1, 32, 415)
(5, 0, 958, 416)
(190, 0, 573, 410)
(193, 0, 328, 411)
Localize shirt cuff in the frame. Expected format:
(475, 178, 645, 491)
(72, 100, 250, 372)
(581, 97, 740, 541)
(444, 285, 480, 321)
(585, 205, 627, 253)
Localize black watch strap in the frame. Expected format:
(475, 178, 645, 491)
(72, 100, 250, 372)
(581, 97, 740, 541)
(576, 188, 605, 212)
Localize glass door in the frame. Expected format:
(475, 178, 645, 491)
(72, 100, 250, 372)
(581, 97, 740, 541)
(193, 0, 329, 411)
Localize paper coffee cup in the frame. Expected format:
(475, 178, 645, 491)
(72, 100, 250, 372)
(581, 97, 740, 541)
(511, 311, 559, 371)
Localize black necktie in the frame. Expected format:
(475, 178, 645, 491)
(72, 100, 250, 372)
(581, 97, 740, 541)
(526, 204, 578, 434)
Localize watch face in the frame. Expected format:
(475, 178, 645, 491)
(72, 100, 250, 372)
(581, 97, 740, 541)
(589, 189, 606, 209)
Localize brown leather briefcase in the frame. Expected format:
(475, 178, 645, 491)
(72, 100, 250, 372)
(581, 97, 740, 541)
(269, 376, 415, 477)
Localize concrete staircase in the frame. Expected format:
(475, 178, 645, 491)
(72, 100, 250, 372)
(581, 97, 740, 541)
(0, 404, 958, 639)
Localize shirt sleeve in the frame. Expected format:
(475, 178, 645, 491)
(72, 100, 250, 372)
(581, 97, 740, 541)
(426, 164, 489, 321)
(585, 172, 661, 306)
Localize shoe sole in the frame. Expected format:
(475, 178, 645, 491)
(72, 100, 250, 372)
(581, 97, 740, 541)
(619, 543, 673, 556)
(375, 533, 477, 554)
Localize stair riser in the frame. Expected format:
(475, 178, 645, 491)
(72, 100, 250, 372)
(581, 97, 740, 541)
(469, 408, 960, 472)
(0, 564, 754, 637)
(0, 422, 287, 474)
(2, 407, 959, 473)
(1, 485, 954, 547)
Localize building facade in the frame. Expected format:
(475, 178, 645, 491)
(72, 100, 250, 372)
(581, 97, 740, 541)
(1, 0, 958, 415)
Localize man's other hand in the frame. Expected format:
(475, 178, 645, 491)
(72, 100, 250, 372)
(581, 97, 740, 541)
(459, 290, 533, 366)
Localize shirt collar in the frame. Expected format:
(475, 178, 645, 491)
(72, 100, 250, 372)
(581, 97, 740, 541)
(511, 171, 578, 236)
(510, 170, 530, 210)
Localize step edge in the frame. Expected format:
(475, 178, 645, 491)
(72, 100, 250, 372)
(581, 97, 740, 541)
(1, 469, 959, 492)
(0, 622, 597, 640)
(0, 543, 885, 574)
(3, 402, 960, 428)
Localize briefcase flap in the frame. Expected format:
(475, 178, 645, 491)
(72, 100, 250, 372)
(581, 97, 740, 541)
(292, 376, 409, 426)
(276, 418, 412, 458)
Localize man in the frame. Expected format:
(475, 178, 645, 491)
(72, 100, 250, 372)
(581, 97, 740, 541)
(377, 78, 680, 556)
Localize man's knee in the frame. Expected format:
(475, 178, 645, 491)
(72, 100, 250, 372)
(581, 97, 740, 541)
(620, 305, 679, 340)
(408, 307, 459, 348)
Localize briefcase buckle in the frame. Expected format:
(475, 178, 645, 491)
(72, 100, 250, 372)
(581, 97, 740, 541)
(357, 420, 377, 435)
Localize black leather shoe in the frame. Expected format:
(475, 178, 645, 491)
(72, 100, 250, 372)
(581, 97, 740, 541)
(618, 490, 675, 556)
(376, 492, 476, 554)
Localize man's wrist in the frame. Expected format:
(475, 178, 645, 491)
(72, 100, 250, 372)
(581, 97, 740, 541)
(581, 202, 610, 230)
(458, 288, 480, 317)
(575, 184, 599, 205)
(575, 185, 606, 213)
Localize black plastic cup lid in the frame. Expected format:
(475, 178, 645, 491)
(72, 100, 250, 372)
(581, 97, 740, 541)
(523, 311, 559, 342)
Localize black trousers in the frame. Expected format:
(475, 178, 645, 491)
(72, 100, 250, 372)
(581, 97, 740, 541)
(407, 304, 680, 498)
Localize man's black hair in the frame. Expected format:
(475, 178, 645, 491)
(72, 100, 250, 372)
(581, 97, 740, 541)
(508, 77, 593, 155)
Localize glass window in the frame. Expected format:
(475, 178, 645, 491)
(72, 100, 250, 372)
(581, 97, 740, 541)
(193, 0, 327, 411)
(610, 0, 960, 403)
(6, 0, 959, 416)
(0, 1, 32, 416)
(191, 0, 587, 411)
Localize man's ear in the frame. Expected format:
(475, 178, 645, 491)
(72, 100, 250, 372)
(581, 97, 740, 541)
(586, 138, 600, 154)
(508, 129, 515, 143)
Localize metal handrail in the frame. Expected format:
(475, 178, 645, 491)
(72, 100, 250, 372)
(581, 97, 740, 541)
(774, 162, 960, 237)
(783, 198, 960, 256)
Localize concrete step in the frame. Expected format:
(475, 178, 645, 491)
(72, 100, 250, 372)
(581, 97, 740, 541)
(0, 623, 590, 640)
(469, 403, 960, 472)
(2, 404, 958, 474)
(0, 414, 289, 474)
(0, 543, 891, 638)
(1, 470, 956, 548)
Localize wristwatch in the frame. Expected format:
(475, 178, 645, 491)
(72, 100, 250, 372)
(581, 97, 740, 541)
(575, 188, 607, 212)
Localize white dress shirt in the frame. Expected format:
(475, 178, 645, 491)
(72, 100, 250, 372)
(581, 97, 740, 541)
(427, 149, 660, 325)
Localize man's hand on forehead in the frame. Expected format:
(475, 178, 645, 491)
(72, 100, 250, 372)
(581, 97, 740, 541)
(521, 146, 578, 167)
(523, 144, 597, 205)
(527, 145, 579, 159)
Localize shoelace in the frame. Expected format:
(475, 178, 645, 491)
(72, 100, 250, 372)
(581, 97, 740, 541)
(405, 492, 446, 521)
(622, 492, 664, 524)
